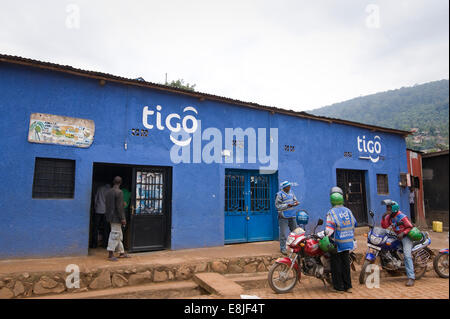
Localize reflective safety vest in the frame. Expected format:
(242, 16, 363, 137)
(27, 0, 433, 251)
(329, 206, 356, 252)
(277, 190, 297, 218)
(391, 212, 408, 233)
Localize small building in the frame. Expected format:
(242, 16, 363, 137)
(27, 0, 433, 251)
(422, 150, 449, 228)
(406, 149, 426, 226)
(0, 54, 412, 259)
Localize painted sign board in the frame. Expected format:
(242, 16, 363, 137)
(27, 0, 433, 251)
(28, 113, 95, 148)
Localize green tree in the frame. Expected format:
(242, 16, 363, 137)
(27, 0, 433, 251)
(165, 78, 196, 92)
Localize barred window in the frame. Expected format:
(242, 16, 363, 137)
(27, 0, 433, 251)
(32, 158, 75, 199)
(377, 174, 389, 195)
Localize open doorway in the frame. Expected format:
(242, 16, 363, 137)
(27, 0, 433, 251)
(89, 162, 172, 254)
(89, 163, 133, 251)
(336, 169, 368, 226)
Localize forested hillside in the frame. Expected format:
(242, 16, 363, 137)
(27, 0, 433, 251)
(309, 80, 449, 152)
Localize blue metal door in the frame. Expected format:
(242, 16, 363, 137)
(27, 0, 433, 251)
(225, 170, 276, 244)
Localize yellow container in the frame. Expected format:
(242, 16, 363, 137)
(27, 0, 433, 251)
(433, 221, 443, 233)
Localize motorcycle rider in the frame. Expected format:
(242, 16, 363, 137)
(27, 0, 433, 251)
(381, 200, 415, 287)
(275, 181, 300, 255)
(325, 186, 357, 293)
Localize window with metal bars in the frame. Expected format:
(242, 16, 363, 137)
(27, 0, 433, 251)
(225, 174, 245, 212)
(250, 175, 270, 212)
(32, 158, 75, 199)
(135, 170, 164, 214)
(376, 174, 389, 195)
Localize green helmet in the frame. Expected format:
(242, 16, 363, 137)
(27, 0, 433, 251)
(330, 186, 344, 206)
(407, 227, 423, 241)
(319, 236, 331, 252)
(330, 193, 344, 206)
(319, 236, 337, 253)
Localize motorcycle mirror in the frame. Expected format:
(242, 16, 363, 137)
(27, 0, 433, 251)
(317, 219, 324, 226)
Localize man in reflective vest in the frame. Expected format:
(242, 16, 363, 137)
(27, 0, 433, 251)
(325, 186, 357, 293)
(275, 181, 299, 255)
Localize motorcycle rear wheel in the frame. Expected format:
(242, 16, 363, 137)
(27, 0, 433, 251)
(413, 248, 431, 280)
(433, 253, 449, 278)
(268, 262, 298, 293)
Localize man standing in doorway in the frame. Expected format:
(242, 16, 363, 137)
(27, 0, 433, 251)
(92, 182, 110, 248)
(275, 181, 299, 255)
(325, 186, 357, 293)
(409, 188, 416, 224)
(105, 176, 131, 261)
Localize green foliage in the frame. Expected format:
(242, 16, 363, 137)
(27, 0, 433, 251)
(309, 80, 449, 152)
(165, 78, 196, 92)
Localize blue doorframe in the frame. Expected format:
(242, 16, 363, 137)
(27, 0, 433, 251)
(224, 169, 278, 244)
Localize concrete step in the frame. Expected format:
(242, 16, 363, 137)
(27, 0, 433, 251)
(193, 272, 244, 297)
(225, 272, 269, 290)
(27, 280, 204, 299)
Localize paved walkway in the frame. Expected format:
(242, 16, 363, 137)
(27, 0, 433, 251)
(240, 272, 449, 299)
(0, 229, 447, 277)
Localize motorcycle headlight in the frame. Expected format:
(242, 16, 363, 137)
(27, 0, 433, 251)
(369, 235, 382, 245)
(286, 235, 295, 246)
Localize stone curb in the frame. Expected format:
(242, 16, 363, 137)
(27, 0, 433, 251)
(0, 248, 441, 299)
(0, 254, 281, 299)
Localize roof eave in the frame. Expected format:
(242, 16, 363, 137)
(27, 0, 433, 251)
(0, 53, 411, 137)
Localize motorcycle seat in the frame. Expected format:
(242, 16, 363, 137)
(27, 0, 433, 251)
(412, 232, 428, 246)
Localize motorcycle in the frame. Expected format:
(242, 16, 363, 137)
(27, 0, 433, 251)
(433, 233, 448, 278)
(359, 210, 432, 285)
(268, 218, 357, 294)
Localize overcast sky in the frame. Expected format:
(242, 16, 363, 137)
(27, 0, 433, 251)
(0, 0, 448, 110)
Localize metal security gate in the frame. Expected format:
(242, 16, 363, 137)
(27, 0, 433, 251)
(336, 169, 368, 226)
(225, 170, 277, 244)
(129, 167, 172, 252)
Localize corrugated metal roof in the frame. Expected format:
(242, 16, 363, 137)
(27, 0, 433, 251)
(422, 149, 449, 158)
(0, 53, 411, 136)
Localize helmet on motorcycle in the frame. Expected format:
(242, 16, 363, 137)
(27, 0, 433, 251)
(407, 227, 423, 241)
(296, 210, 309, 225)
(319, 236, 336, 253)
(319, 236, 330, 252)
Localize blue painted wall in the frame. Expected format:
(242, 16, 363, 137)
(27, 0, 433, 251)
(0, 62, 409, 258)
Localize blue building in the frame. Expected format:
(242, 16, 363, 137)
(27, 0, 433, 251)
(0, 54, 411, 259)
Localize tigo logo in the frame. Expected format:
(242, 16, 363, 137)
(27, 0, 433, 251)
(142, 105, 199, 146)
(357, 135, 382, 163)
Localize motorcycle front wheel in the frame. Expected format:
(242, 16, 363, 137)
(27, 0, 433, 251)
(433, 253, 449, 278)
(268, 262, 298, 293)
(359, 260, 372, 285)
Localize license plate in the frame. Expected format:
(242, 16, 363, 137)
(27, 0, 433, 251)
(367, 243, 381, 251)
